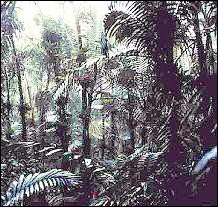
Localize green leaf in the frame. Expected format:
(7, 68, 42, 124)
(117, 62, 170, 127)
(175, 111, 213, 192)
(30, 184, 34, 195)
(39, 181, 44, 191)
(3, 169, 81, 206)
(25, 186, 30, 198)
(34, 182, 40, 193)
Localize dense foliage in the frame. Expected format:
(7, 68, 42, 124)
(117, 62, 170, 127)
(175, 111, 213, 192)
(1, 1, 217, 206)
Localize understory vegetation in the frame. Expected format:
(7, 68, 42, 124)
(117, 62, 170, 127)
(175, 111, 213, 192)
(1, 1, 217, 206)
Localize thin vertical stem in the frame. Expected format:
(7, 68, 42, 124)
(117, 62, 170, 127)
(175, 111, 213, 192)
(11, 36, 27, 141)
(128, 89, 135, 153)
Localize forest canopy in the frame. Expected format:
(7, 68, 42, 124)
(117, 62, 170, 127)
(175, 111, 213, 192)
(1, 1, 217, 206)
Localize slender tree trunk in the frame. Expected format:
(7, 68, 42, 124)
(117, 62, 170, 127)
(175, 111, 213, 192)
(192, 5, 207, 74)
(45, 65, 51, 91)
(81, 83, 90, 157)
(80, 64, 98, 206)
(82, 63, 98, 158)
(127, 89, 136, 184)
(79, 86, 92, 206)
(101, 111, 105, 159)
(39, 91, 46, 141)
(77, 19, 82, 50)
(205, 31, 215, 75)
(6, 81, 11, 139)
(127, 89, 135, 153)
(56, 96, 72, 205)
(25, 76, 35, 127)
(3, 67, 12, 139)
(110, 80, 117, 158)
(11, 36, 27, 141)
(76, 18, 83, 67)
(110, 110, 116, 157)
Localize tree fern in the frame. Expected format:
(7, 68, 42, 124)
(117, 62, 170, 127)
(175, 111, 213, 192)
(2, 169, 81, 206)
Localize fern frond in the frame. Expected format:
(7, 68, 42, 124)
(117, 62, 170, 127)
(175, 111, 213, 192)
(2, 169, 81, 206)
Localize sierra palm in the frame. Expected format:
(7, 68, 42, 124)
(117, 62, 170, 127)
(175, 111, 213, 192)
(104, 1, 191, 205)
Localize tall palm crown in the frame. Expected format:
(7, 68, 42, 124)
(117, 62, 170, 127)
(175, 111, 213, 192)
(104, 2, 178, 56)
(104, 1, 183, 98)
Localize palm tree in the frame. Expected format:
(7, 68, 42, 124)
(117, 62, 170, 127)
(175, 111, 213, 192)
(104, 1, 189, 204)
(2, 1, 27, 140)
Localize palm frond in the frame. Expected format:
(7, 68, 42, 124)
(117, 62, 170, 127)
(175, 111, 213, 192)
(2, 169, 81, 206)
(104, 1, 194, 62)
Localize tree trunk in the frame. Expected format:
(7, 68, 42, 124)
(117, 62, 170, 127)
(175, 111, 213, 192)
(82, 63, 98, 158)
(3, 66, 12, 139)
(110, 110, 116, 157)
(81, 84, 90, 157)
(25, 75, 35, 127)
(127, 89, 136, 185)
(155, 3, 185, 205)
(205, 31, 215, 75)
(101, 111, 105, 159)
(76, 18, 84, 67)
(77, 19, 83, 51)
(39, 91, 46, 143)
(56, 96, 72, 205)
(11, 36, 27, 141)
(6, 82, 11, 139)
(192, 5, 207, 74)
(127, 89, 135, 153)
(45, 65, 51, 91)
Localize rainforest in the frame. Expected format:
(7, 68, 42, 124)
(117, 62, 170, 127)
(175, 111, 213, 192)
(1, 1, 217, 206)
